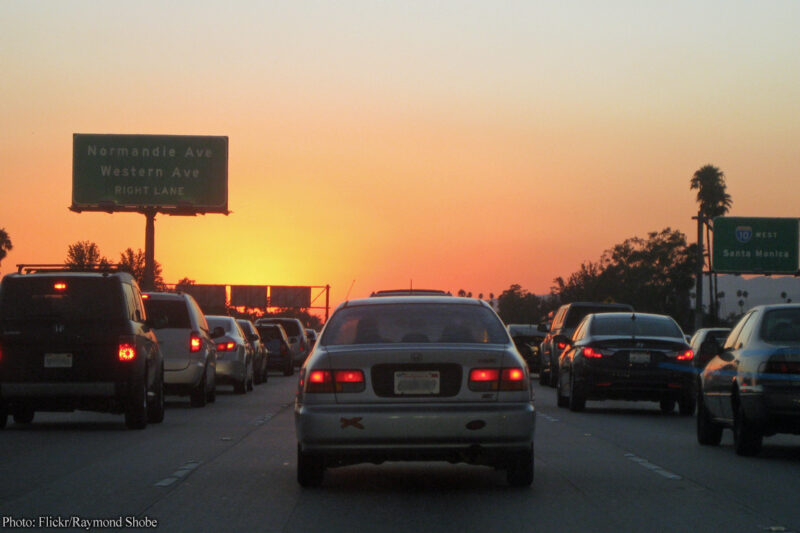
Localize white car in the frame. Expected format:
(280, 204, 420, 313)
(295, 296, 536, 487)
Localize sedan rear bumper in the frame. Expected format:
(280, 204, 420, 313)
(296, 402, 535, 453)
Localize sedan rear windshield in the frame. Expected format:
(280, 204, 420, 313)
(144, 299, 190, 329)
(590, 315, 683, 338)
(0, 277, 124, 323)
(761, 308, 800, 343)
(323, 303, 508, 346)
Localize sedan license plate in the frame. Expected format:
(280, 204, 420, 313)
(629, 351, 651, 364)
(44, 353, 73, 368)
(394, 371, 440, 395)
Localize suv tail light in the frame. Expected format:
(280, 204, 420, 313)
(469, 367, 527, 391)
(280, 342, 288, 355)
(675, 349, 694, 361)
(557, 341, 567, 350)
(305, 369, 365, 393)
(190, 332, 202, 353)
(216, 341, 237, 352)
(118, 336, 137, 362)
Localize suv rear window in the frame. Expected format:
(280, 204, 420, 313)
(257, 325, 283, 340)
(0, 277, 123, 323)
(261, 319, 300, 336)
(144, 299, 190, 329)
(564, 305, 632, 328)
(323, 303, 508, 345)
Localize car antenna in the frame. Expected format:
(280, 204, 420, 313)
(345, 279, 356, 301)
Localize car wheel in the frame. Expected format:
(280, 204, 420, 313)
(556, 371, 568, 408)
(284, 359, 294, 377)
(568, 372, 586, 412)
(506, 445, 534, 487)
(659, 399, 676, 414)
(207, 371, 217, 403)
(0, 403, 7, 429)
(548, 365, 558, 388)
(733, 400, 762, 456)
(191, 366, 208, 407)
(678, 394, 696, 416)
(13, 407, 35, 424)
(297, 444, 324, 487)
(696, 391, 723, 446)
(125, 378, 148, 430)
(246, 360, 254, 392)
(147, 366, 165, 424)
(538, 366, 549, 386)
(262, 361, 269, 384)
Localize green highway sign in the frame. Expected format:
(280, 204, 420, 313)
(712, 217, 799, 274)
(72, 134, 228, 214)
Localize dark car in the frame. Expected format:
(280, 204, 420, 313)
(555, 312, 695, 414)
(697, 304, 800, 456)
(0, 265, 165, 429)
(237, 319, 268, 385)
(254, 317, 309, 367)
(507, 324, 544, 373)
(689, 327, 732, 371)
(257, 323, 293, 376)
(539, 302, 634, 387)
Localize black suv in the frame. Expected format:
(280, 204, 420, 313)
(0, 265, 165, 429)
(538, 301, 633, 387)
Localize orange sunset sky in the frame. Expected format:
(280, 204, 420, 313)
(2, 1, 799, 315)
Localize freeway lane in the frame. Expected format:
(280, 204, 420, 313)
(1, 376, 800, 532)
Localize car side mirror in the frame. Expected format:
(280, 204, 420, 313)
(211, 326, 225, 339)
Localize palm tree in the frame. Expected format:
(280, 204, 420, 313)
(0, 228, 12, 267)
(690, 165, 733, 324)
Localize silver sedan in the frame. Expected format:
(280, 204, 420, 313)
(295, 296, 536, 487)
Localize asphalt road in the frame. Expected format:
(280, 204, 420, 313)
(2, 374, 800, 533)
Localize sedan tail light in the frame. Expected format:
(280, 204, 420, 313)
(118, 336, 137, 362)
(583, 347, 603, 359)
(216, 341, 237, 352)
(306, 369, 365, 393)
(190, 332, 202, 353)
(675, 349, 694, 361)
(469, 367, 527, 391)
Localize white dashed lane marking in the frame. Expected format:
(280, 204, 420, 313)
(154, 461, 201, 487)
(624, 453, 681, 480)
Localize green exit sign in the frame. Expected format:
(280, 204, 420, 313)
(713, 217, 799, 274)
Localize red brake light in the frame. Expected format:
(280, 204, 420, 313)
(305, 369, 365, 393)
(557, 342, 567, 350)
(216, 342, 236, 352)
(583, 347, 603, 359)
(190, 332, 202, 353)
(470, 369, 500, 382)
(141, 293, 150, 299)
(53, 282, 67, 291)
(676, 349, 694, 361)
(118, 340, 136, 362)
(469, 368, 527, 391)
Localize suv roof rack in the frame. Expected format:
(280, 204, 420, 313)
(16, 263, 126, 274)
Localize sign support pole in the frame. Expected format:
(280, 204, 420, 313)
(694, 212, 704, 331)
(143, 208, 156, 291)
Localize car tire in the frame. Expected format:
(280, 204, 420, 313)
(207, 372, 216, 403)
(659, 399, 676, 414)
(556, 371, 568, 408)
(568, 372, 586, 412)
(678, 394, 696, 416)
(261, 360, 269, 384)
(548, 365, 558, 388)
(538, 366, 549, 386)
(147, 366, 165, 424)
(246, 360, 254, 392)
(191, 366, 208, 408)
(733, 400, 762, 456)
(13, 407, 35, 424)
(0, 403, 7, 429)
(125, 378, 148, 430)
(696, 392, 723, 446)
(297, 444, 324, 487)
(284, 360, 294, 377)
(506, 445, 534, 487)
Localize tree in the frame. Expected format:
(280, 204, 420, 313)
(119, 248, 165, 290)
(552, 228, 699, 330)
(690, 164, 733, 325)
(497, 284, 548, 325)
(65, 241, 109, 269)
(0, 227, 12, 267)
(175, 277, 196, 292)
